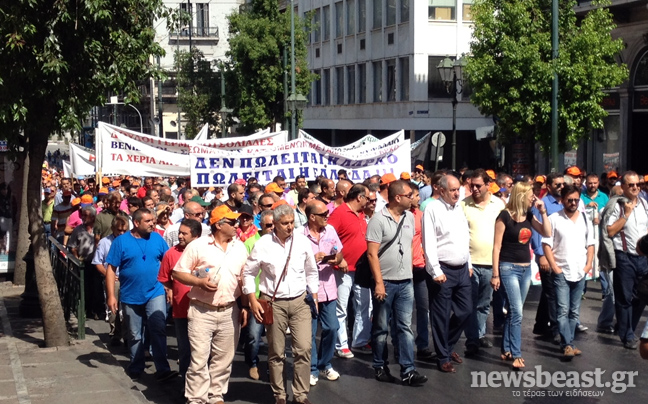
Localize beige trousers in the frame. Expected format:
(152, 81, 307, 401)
(185, 303, 240, 404)
(265, 292, 312, 402)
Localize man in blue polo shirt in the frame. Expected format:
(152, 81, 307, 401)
(106, 208, 177, 381)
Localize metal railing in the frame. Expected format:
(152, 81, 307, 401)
(174, 26, 219, 39)
(49, 237, 86, 339)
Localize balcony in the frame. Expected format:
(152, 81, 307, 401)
(574, 0, 647, 22)
(170, 26, 219, 44)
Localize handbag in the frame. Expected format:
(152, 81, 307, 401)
(258, 236, 294, 325)
(354, 215, 406, 289)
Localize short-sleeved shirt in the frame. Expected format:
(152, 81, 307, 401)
(462, 194, 506, 266)
(53, 203, 74, 226)
(366, 208, 415, 281)
(581, 190, 609, 211)
(94, 210, 117, 239)
(68, 226, 95, 261)
(328, 203, 367, 271)
(157, 245, 191, 318)
(173, 237, 248, 306)
(542, 210, 595, 282)
(607, 198, 648, 254)
(92, 234, 118, 277)
(497, 210, 534, 264)
(163, 221, 211, 248)
(66, 210, 82, 229)
(105, 231, 168, 305)
(42, 200, 54, 222)
(303, 225, 343, 302)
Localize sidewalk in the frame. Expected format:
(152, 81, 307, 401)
(0, 282, 169, 404)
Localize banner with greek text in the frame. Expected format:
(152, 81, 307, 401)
(298, 131, 380, 152)
(189, 136, 410, 186)
(95, 122, 288, 176)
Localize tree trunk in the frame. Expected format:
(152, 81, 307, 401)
(26, 127, 68, 347)
(13, 151, 29, 285)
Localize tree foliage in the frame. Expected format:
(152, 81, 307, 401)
(227, 0, 315, 132)
(176, 48, 222, 139)
(0, 0, 168, 346)
(466, 0, 628, 151)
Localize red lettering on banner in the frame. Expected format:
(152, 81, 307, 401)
(111, 154, 123, 161)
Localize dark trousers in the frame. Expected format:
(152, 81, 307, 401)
(534, 257, 557, 335)
(428, 263, 472, 364)
(613, 251, 648, 343)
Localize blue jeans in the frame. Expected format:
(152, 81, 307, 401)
(554, 274, 585, 349)
(465, 265, 493, 346)
(597, 270, 615, 329)
(613, 251, 648, 343)
(175, 318, 190, 380)
(243, 313, 264, 369)
(412, 268, 430, 351)
(122, 294, 171, 375)
(499, 263, 531, 358)
(371, 279, 415, 376)
(311, 300, 339, 375)
(336, 272, 373, 350)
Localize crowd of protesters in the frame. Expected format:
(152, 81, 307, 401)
(40, 161, 648, 404)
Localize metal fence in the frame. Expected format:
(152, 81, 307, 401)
(49, 237, 86, 339)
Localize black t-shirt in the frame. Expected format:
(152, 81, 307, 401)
(498, 209, 534, 264)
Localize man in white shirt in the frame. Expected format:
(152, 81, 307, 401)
(542, 185, 595, 358)
(606, 171, 648, 349)
(422, 174, 472, 373)
(243, 204, 319, 404)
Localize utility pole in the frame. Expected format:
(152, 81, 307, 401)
(551, 0, 559, 172)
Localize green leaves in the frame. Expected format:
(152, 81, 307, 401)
(467, 0, 627, 152)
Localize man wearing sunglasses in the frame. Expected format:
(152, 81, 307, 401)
(173, 205, 250, 404)
(606, 171, 648, 349)
(163, 201, 211, 248)
(531, 172, 565, 342)
(542, 185, 595, 358)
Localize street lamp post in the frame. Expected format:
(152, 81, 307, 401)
(107, 96, 144, 133)
(287, 0, 308, 140)
(437, 56, 466, 171)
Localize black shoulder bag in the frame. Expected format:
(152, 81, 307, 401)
(354, 216, 406, 289)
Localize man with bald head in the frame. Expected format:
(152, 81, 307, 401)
(317, 179, 336, 205)
(422, 174, 472, 373)
(327, 180, 352, 214)
(163, 201, 211, 247)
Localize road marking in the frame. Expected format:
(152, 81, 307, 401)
(0, 297, 31, 404)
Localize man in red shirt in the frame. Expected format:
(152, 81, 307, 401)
(328, 183, 371, 358)
(137, 177, 153, 198)
(157, 218, 203, 384)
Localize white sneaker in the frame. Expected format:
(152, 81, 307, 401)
(321, 368, 340, 381)
(310, 374, 318, 386)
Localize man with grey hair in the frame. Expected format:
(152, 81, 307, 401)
(163, 201, 211, 247)
(244, 203, 319, 404)
(423, 174, 472, 373)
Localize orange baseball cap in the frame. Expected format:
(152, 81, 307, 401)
(644, 175, 648, 182)
(102, 177, 110, 184)
(534, 175, 545, 184)
(112, 180, 120, 187)
(486, 169, 496, 180)
(80, 194, 94, 205)
(209, 205, 240, 225)
(488, 182, 500, 194)
(98, 187, 109, 195)
(271, 200, 288, 210)
(415, 165, 424, 171)
(265, 183, 284, 194)
(400, 172, 411, 180)
(380, 173, 397, 185)
(607, 170, 619, 179)
(566, 166, 582, 177)
(71, 197, 81, 206)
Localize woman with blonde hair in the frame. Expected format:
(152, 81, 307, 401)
(491, 182, 551, 369)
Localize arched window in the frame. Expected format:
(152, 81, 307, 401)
(634, 49, 648, 87)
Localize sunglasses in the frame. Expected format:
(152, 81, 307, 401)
(398, 193, 413, 199)
(260, 203, 274, 208)
(470, 183, 485, 189)
(313, 212, 329, 218)
(223, 219, 239, 226)
(555, 183, 565, 188)
(368, 198, 377, 203)
(264, 223, 274, 229)
(566, 198, 580, 204)
(627, 183, 639, 188)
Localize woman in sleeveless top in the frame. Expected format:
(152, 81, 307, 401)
(491, 182, 551, 369)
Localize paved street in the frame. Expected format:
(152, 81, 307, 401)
(0, 281, 647, 404)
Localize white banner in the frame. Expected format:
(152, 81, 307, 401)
(190, 137, 410, 186)
(62, 160, 72, 178)
(96, 122, 288, 176)
(68, 143, 97, 177)
(299, 131, 380, 152)
(193, 124, 209, 140)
